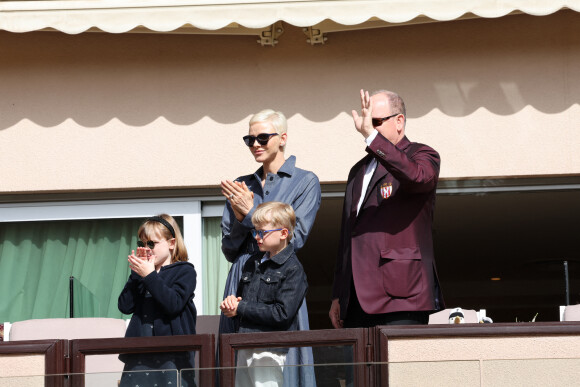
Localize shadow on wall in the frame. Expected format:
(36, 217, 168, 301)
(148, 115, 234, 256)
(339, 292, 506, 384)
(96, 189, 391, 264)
(0, 10, 579, 131)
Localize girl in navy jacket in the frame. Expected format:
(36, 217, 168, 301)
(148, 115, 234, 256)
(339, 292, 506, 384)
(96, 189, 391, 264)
(118, 214, 197, 387)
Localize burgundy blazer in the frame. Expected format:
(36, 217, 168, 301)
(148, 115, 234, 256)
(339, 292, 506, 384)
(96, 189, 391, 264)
(332, 134, 444, 318)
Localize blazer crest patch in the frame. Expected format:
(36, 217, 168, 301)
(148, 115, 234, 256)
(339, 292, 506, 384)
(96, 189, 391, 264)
(380, 182, 393, 199)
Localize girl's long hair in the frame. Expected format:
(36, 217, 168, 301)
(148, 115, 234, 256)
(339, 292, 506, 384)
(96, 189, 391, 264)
(137, 214, 188, 263)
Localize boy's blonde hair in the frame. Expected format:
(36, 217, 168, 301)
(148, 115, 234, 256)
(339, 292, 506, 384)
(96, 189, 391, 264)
(251, 202, 296, 241)
(138, 214, 188, 263)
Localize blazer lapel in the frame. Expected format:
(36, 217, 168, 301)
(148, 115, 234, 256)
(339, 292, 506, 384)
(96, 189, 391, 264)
(360, 136, 410, 208)
(361, 160, 388, 207)
(350, 162, 365, 215)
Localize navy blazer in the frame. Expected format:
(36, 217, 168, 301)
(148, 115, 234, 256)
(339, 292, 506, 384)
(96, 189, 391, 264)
(332, 134, 444, 318)
(119, 261, 197, 337)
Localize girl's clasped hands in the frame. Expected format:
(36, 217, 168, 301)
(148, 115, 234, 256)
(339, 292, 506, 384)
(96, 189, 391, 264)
(128, 247, 155, 278)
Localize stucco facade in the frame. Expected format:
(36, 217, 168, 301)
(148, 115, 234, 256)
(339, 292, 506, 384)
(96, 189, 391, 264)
(1, 10, 579, 194)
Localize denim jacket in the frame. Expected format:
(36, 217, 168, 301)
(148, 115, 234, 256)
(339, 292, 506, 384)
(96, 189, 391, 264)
(235, 242, 308, 333)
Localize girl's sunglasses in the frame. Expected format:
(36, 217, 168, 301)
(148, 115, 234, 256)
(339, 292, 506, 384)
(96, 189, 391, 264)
(137, 240, 158, 249)
(243, 133, 279, 147)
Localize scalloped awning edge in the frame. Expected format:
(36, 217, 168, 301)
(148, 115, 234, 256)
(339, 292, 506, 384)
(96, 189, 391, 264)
(0, 0, 578, 34)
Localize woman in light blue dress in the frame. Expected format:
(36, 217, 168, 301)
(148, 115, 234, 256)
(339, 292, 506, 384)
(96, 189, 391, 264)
(220, 109, 321, 386)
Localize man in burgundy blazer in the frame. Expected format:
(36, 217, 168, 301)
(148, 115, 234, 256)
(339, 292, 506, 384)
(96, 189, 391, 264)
(329, 89, 444, 328)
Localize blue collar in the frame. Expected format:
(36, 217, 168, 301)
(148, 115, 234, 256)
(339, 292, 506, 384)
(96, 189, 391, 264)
(253, 155, 296, 181)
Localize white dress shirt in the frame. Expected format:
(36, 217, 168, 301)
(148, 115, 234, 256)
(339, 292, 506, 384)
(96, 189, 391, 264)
(356, 130, 379, 216)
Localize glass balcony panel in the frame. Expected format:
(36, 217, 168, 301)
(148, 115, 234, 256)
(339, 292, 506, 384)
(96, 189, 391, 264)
(84, 369, 179, 387)
(114, 350, 196, 387)
(387, 360, 482, 387)
(180, 363, 367, 387)
(7, 359, 580, 386)
(0, 374, 45, 386)
(482, 358, 580, 386)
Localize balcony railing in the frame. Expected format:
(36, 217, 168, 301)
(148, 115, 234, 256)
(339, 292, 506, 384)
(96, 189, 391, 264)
(2, 322, 580, 386)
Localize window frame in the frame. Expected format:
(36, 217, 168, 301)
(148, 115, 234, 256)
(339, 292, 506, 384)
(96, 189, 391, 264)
(0, 198, 209, 313)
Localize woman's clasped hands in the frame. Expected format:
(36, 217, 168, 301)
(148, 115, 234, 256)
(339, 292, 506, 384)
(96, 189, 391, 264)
(128, 247, 155, 278)
(221, 180, 255, 221)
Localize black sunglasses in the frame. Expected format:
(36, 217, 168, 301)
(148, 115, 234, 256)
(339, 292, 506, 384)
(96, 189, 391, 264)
(372, 113, 399, 128)
(243, 133, 279, 147)
(137, 240, 158, 249)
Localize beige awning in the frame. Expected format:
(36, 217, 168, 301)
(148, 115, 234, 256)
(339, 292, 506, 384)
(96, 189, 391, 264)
(1, 0, 578, 36)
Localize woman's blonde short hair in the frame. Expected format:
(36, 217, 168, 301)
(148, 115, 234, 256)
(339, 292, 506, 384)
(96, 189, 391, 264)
(249, 109, 287, 135)
(251, 202, 296, 241)
(249, 109, 288, 151)
(138, 214, 188, 263)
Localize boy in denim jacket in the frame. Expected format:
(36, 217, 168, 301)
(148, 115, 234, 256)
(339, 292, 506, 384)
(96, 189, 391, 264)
(220, 201, 308, 386)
